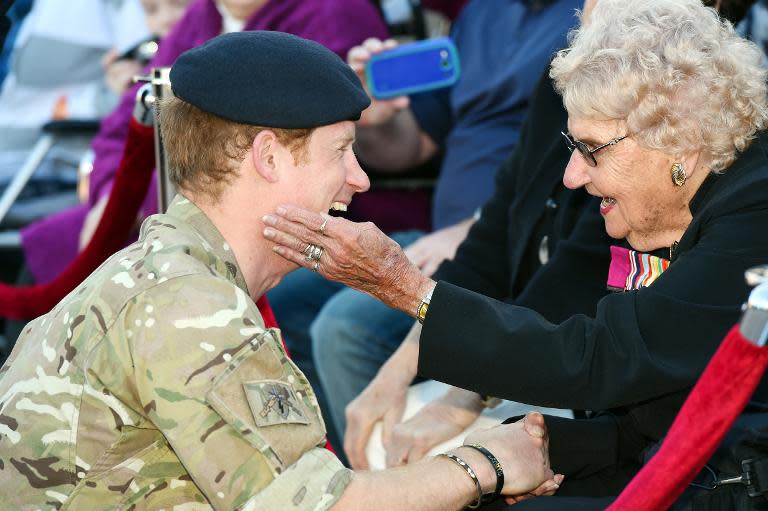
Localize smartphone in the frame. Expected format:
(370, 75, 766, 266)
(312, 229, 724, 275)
(366, 37, 461, 100)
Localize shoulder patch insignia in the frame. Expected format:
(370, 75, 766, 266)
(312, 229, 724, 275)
(244, 380, 310, 427)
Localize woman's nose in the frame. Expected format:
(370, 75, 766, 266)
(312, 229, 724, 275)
(563, 151, 592, 189)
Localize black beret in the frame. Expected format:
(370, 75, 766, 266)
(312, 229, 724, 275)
(170, 31, 370, 129)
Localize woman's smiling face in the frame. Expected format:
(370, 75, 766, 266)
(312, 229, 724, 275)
(562, 116, 699, 252)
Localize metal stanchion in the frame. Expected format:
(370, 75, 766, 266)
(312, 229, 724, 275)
(134, 67, 175, 213)
(742, 265, 768, 346)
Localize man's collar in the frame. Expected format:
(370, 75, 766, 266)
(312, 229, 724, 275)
(164, 194, 250, 295)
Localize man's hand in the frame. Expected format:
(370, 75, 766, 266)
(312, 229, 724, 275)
(386, 386, 483, 467)
(334, 411, 562, 511)
(457, 412, 557, 497)
(348, 38, 410, 127)
(404, 218, 474, 276)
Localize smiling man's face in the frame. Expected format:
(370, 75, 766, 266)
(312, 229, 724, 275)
(275, 121, 370, 217)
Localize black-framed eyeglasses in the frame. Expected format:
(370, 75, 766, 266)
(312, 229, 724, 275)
(561, 131, 628, 167)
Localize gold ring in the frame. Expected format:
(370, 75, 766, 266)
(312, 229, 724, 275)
(319, 218, 328, 235)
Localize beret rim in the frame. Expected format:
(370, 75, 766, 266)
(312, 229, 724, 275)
(169, 31, 371, 129)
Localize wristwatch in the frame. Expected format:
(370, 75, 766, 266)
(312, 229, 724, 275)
(417, 286, 434, 324)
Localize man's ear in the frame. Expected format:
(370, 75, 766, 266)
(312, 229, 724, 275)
(251, 130, 279, 183)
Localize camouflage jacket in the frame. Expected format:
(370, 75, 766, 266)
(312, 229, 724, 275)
(0, 196, 351, 510)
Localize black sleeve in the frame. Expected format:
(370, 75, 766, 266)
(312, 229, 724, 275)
(419, 206, 768, 411)
(545, 414, 619, 479)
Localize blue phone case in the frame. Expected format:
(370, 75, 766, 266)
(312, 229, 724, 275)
(366, 37, 461, 100)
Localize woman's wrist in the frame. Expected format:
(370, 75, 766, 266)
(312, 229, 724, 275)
(405, 275, 436, 321)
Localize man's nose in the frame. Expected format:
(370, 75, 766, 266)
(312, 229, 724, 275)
(347, 154, 370, 193)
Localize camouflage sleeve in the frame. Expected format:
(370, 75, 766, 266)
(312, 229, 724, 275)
(117, 273, 351, 510)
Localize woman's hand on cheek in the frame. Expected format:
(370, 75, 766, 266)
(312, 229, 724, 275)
(262, 205, 419, 308)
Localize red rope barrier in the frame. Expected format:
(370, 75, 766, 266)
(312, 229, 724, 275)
(0, 117, 278, 329)
(607, 325, 768, 511)
(0, 118, 155, 320)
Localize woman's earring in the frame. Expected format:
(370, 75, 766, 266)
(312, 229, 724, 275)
(671, 162, 687, 187)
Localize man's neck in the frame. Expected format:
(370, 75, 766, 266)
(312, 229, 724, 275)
(191, 191, 286, 301)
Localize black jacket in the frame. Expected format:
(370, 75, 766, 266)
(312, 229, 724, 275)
(419, 76, 768, 495)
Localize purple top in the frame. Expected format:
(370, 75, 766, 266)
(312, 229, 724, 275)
(21, 0, 387, 284)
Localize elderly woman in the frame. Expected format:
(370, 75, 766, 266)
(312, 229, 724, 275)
(263, 0, 768, 508)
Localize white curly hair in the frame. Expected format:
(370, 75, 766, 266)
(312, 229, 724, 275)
(550, 0, 768, 172)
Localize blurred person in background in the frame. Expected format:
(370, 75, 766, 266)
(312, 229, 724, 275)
(102, 0, 194, 96)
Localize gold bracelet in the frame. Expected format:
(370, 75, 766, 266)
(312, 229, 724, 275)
(437, 452, 483, 509)
(417, 286, 434, 324)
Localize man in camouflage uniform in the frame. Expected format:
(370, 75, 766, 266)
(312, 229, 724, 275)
(0, 32, 554, 510)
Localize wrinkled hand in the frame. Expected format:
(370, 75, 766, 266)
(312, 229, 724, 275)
(461, 412, 556, 497)
(404, 218, 474, 276)
(343, 368, 410, 470)
(263, 205, 430, 312)
(348, 38, 410, 126)
(386, 386, 482, 468)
